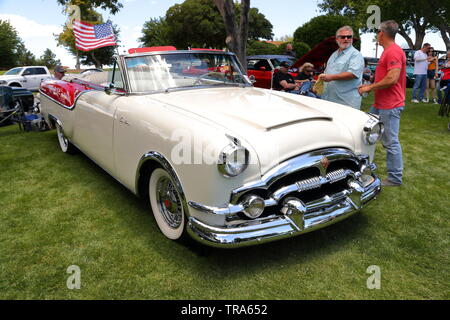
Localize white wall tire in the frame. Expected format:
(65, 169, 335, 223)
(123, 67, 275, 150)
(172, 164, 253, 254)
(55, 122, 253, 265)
(55, 122, 76, 154)
(149, 168, 185, 240)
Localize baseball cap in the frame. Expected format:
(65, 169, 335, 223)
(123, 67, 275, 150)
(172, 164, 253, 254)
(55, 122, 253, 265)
(54, 66, 66, 73)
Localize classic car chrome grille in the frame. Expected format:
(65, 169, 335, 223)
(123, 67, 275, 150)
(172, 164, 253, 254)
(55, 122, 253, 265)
(295, 168, 349, 192)
(227, 148, 371, 220)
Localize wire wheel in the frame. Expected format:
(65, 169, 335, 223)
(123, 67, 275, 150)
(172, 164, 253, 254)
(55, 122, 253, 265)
(149, 168, 185, 240)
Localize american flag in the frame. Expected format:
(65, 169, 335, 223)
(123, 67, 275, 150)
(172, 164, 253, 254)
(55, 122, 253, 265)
(73, 20, 117, 51)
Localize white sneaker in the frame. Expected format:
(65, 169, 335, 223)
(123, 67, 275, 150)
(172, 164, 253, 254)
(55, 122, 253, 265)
(440, 86, 447, 92)
(433, 99, 439, 104)
(422, 98, 429, 103)
(411, 99, 420, 103)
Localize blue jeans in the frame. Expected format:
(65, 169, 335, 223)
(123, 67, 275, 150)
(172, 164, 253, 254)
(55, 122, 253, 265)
(412, 74, 427, 101)
(370, 106, 404, 184)
(290, 81, 320, 98)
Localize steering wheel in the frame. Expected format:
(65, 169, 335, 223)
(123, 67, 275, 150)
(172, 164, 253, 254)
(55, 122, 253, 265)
(193, 72, 218, 85)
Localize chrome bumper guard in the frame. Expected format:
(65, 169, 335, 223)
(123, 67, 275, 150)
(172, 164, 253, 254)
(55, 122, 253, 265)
(187, 175, 381, 248)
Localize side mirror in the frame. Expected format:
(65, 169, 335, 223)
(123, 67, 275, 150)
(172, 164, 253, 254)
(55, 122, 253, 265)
(248, 75, 256, 84)
(22, 70, 31, 76)
(105, 84, 126, 96)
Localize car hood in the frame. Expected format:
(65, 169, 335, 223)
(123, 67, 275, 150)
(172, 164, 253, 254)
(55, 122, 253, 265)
(147, 86, 366, 174)
(152, 86, 332, 130)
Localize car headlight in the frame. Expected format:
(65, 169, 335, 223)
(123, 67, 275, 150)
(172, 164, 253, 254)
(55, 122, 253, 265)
(0, 80, 7, 85)
(218, 138, 249, 177)
(363, 116, 384, 145)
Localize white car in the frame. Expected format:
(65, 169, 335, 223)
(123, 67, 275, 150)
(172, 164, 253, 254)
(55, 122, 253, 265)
(0, 66, 52, 91)
(39, 48, 382, 248)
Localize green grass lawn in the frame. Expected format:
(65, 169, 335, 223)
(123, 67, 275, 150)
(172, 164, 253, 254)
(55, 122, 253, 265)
(0, 89, 449, 299)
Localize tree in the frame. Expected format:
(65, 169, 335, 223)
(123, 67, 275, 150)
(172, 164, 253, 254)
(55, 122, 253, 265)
(139, 0, 272, 59)
(17, 42, 37, 66)
(38, 48, 61, 68)
(56, 0, 122, 14)
(246, 6, 273, 41)
(214, 0, 250, 70)
(0, 20, 22, 68)
(294, 14, 360, 50)
(139, 17, 171, 47)
(165, 0, 226, 49)
(318, 0, 450, 50)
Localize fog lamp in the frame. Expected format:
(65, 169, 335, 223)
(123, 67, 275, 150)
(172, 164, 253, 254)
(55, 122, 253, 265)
(241, 195, 265, 219)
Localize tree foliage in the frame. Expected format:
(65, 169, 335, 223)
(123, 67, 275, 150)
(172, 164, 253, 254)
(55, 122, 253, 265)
(247, 40, 278, 55)
(318, 0, 450, 50)
(0, 20, 24, 68)
(139, 17, 171, 48)
(56, 0, 122, 14)
(294, 14, 360, 50)
(38, 49, 61, 68)
(165, 0, 227, 49)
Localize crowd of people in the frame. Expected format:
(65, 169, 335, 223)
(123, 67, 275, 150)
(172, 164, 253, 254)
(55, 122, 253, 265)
(272, 21, 450, 187)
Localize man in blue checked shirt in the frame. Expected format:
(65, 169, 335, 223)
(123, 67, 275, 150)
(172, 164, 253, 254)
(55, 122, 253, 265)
(319, 26, 365, 109)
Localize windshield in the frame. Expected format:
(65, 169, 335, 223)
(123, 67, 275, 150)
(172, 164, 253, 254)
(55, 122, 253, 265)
(124, 52, 250, 92)
(5, 68, 23, 75)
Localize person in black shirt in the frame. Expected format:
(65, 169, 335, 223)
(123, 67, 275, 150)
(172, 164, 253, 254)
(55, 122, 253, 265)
(272, 61, 300, 92)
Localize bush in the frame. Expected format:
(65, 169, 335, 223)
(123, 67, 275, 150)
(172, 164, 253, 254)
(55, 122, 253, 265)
(294, 15, 360, 50)
(247, 40, 279, 56)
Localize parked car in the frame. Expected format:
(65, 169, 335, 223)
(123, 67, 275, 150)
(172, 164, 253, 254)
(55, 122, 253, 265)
(39, 47, 382, 248)
(247, 55, 297, 89)
(0, 66, 52, 91)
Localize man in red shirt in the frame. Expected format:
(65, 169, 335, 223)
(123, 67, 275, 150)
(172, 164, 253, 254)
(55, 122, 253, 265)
(358, 20, 406, 186)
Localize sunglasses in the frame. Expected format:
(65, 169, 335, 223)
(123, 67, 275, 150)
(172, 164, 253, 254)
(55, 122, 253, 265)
(337, 35, 353, 39)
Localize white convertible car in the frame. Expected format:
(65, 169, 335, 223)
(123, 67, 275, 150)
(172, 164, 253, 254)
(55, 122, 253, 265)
(39, 47, 382, 248)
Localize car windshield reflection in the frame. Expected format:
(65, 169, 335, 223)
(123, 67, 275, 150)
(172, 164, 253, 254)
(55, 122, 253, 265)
(124, 52, 249, 92)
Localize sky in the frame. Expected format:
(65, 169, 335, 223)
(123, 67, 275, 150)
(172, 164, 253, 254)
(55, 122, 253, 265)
(0, 0, 447, 68)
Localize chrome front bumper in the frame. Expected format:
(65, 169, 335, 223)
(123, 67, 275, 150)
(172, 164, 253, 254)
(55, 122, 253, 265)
(186, 175, 381, 248)
(186, 148, 381, 248)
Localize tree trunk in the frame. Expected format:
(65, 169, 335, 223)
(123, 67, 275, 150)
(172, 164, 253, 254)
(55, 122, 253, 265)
(75, 50, 80, 70)
(90, 51, 102, 69)
(397, 27, 415, 49)
(439, 25, 450, 51)
(214, 0, 250, 71)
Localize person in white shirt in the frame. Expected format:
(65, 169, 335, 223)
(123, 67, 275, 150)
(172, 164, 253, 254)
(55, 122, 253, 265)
(412, 43, 434, 103)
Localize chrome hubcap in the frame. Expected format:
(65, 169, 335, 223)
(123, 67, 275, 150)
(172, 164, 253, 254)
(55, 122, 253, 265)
(156, 176, 183, 229)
